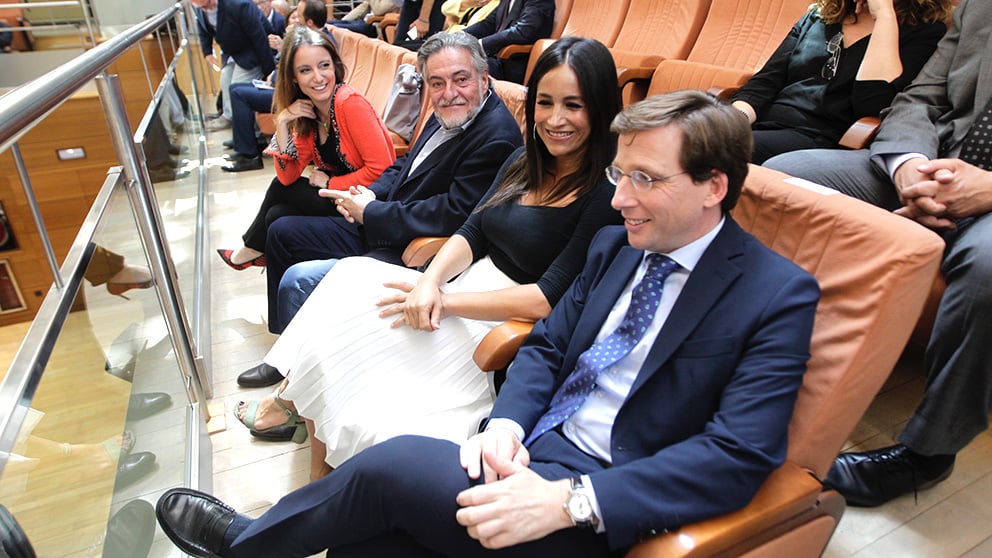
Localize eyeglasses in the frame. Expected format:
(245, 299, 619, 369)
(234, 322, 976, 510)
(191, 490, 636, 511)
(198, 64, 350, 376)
(605, 165, 689, 191)
(821, 31, 843, 80)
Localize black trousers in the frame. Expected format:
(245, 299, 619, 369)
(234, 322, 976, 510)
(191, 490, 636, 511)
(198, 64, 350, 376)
(228, 434, 614, 557)
(241, 176, 337, 251)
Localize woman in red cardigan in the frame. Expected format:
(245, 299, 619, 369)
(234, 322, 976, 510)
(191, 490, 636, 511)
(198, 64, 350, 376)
(218, 27, 396, 270)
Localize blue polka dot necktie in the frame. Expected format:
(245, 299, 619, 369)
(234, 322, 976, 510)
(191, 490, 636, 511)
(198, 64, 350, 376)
(960, 98, 992, 171)
(525, 254, 678, 445)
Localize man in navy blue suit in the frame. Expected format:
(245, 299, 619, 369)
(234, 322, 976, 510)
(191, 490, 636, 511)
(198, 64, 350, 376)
(190, 0, 276, 130)
(156, 90, 820, 557)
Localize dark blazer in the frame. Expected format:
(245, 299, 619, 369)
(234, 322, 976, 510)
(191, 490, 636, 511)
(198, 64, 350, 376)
(492, 221, 820, 551)
(361, 88, 523, 259)
(267, 10, 286, 37)
(464, 0, 555, 56)
(870, 0, 992, 165)
(195, 0, 276, 76)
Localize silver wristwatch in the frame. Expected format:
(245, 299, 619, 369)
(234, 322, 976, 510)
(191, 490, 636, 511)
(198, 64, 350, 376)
(564, 477, 600, 529)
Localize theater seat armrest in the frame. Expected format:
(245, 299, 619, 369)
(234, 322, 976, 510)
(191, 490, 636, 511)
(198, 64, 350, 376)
(473, 320, 534, 371)
(497, 44, 533, 60)
(401, 237, 448, 268)
(626, 462, 822, 558)
(706, 85, 739, 100)
(838, 116, 881, 150)
(617, 66, 656, 89)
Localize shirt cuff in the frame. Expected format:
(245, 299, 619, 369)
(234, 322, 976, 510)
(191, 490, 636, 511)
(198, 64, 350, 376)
(483, 418, 525, 443)
(582, 474, 606, 534)
(884, 152, 929, 180)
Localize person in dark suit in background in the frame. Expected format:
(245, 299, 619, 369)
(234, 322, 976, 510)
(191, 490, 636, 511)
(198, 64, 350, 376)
(254, 0, 286, 38)
(765, 0, 992, 508)
(234, 31, 523, 390)
(464, 0, 554, 83)
(155, 89, 820, 558)
(190, 0, 276, 130)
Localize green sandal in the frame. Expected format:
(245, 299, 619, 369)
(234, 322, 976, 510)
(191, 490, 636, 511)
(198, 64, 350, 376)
(235, 398, 307, 444)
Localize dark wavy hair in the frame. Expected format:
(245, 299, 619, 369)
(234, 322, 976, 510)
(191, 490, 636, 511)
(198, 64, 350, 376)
(815, 0, 953, 26)
(272, 26, 347, 137)
(480, 37, 621, 209)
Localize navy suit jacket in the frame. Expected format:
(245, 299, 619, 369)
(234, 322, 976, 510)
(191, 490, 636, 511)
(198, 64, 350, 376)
(491, 221, 820, 551)
(267, 10, 286, 37)
(196, 0, 276, 76)
(464, 0, 555, 56)
(361, 88, 523, 261)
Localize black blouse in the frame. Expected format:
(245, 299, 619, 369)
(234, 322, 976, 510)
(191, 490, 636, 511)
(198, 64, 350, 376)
(456, 148, 622, 307)
(731, 10, 945, 144)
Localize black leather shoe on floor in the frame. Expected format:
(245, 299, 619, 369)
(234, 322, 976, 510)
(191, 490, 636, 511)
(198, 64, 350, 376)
(156, 488, 238, 558)
(116, 452, 157, 488)
(102, 499, 155, 558)
(237, 362, 283, 388)
(0, 504, 37, 558)
(127, 392, 173, 420)
(221, 155, 263, 172)
(824, 444, 955, 507)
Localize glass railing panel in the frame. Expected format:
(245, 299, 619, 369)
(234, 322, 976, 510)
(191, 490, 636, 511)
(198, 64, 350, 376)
(0, 182, 190, 556)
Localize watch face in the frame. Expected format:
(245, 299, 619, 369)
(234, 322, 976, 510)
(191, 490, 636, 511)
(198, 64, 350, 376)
(568, 493, 593, 521)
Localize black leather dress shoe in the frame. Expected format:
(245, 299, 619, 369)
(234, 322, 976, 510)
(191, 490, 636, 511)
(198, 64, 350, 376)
(221, 155, 263, 172)
(156, 488, 238, 558)
(116, 451, 156, 488)
(102, 499, 155, 558)
(0, 504, 37, 558)
(824, 444, 955, 507)
(237, 362, 283, 388)
(222, 139, 234, 149)
(127, 392, 173, 420)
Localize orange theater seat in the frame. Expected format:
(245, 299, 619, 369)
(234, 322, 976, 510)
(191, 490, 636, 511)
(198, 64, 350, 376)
(647, 0, 809, 99)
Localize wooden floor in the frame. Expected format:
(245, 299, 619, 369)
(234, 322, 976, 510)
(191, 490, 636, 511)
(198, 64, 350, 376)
(4, 132, 992, 556)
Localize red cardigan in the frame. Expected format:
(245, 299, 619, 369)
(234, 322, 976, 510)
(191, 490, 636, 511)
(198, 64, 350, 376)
(266, 84, 395, 190)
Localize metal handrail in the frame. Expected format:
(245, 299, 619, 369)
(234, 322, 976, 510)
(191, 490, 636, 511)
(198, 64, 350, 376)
(0, 6, 177, 154)
(0, 3, 212, 482)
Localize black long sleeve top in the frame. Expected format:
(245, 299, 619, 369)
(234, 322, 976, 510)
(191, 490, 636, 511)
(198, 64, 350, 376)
(731, 9, 945, 144)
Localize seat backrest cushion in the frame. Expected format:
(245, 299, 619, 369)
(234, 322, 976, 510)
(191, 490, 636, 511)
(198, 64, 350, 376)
(491, 78, 527, 138)
(732, 166, 943, 478)
(559, 0, 631, 47)
(613, 0, 710, 62)
(647, 58, 754, 96)
(688, 0, 809, 71)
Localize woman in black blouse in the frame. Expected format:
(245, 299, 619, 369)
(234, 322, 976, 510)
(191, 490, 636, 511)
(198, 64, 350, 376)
(235, 37, 624, 482)
(731, 0, 953, 163)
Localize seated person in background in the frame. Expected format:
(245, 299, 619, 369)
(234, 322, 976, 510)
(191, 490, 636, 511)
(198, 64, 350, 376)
(396, 0, 499, 50)
(217, 27, 395, 268)
(233, 31, 522, 393)
(464, 0, 555, 83)
(234, 37, 624, 481)
(394, 0, 445, 45)
(271, 0, 291, 18)
(443, 0, 500, 34)
(763, 0, 989, 507)
(223, 7, 305, 171)
(731, 0, 951, 164)
(254, 0, 286, 41)
(327, 0, 401, 38)
(156, 89, 821, 558)
(190, 0, 276, 132)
